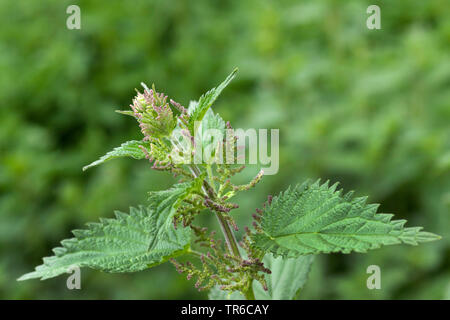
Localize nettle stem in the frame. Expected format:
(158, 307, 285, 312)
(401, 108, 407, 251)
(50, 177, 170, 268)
(215, 207, 241, 258)
(244, 285, 255, 300)
(189, 165, 241, 259)
(190, 165, 256, 299)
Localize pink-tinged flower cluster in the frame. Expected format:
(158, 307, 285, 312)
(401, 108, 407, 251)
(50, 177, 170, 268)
(129, 83, 177, 140)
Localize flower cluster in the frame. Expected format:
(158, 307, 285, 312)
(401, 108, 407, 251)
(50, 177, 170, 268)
(170, 225, 270, 293)
(128, 83, 177, 140)
(117, 83, 194, 174)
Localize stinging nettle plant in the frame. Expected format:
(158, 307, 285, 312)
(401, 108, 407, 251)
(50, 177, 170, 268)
(18, 69, 440, 300)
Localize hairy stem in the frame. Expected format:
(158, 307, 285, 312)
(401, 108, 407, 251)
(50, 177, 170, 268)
(214, 208, 241, 258)
(189, 165, 241, 259)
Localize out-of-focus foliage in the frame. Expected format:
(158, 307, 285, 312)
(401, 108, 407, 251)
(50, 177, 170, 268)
(1, 0, 448, 299)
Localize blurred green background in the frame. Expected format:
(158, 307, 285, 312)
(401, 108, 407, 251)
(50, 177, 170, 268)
(1, 0, 449, 299)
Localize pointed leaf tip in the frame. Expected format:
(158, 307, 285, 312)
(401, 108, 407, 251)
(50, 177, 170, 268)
(188, 69, 238, 134)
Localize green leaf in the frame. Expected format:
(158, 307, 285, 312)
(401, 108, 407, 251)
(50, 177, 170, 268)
(201, 108, 226, 137)
(177, 104, 225, 153)
(148, 178, 204, 230)
(82, 140, 150, 171)
(17, 206, 190, 281)
(188, 68, 237, 134)
(197, 108, 226, 163)
(253, 254, 314, 300)
(208, 286, 245, 300)
(253, 180, 441, 258)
